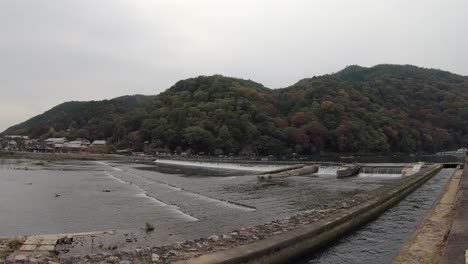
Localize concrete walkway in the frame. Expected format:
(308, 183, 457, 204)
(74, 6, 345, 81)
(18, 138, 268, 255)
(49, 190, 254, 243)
(8, 230, 114, 263)
(19, 231, 114, 252)
(441, 165, 468, 264)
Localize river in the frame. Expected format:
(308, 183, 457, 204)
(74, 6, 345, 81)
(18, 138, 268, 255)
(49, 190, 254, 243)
(0, 158, 397, 239)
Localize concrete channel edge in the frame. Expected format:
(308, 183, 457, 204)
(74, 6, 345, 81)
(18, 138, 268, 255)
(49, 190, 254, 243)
(391, 165, 462, 264)
(176, 165, 443, 264)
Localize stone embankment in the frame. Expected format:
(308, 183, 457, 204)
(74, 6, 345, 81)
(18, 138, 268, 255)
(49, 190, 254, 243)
(5, 198, 366, 264)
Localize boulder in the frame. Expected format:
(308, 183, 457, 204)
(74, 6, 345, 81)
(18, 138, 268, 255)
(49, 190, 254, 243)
(208, 235, 219, 242)
(337, 165, 360, 178)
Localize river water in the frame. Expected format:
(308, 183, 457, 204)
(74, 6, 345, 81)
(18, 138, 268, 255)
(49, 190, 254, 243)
(298, 168, 454, 264)
(0, 158, 398, 239)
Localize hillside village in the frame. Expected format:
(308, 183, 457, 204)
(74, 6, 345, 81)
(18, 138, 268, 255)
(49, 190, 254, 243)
(0, 135, 107, 153)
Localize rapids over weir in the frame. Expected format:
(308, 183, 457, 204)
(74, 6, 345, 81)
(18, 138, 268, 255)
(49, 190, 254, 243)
(310, 165, 403, 178)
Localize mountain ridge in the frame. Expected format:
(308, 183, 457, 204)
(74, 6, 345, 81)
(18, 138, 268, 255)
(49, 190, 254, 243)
(3, 64, 468, 154)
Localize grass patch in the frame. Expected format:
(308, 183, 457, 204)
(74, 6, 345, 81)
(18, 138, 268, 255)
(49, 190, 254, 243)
(0, 238, 24, 259)
(145, 222, 155, 233)
(7, 239, 22, 250)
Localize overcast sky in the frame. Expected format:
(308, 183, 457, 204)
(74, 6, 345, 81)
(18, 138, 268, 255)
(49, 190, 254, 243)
(1, 0, 467, 132)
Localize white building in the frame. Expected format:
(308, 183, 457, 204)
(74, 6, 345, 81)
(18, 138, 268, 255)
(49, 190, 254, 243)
(91, 140, 106, 146)
(44, 138, 67, 144)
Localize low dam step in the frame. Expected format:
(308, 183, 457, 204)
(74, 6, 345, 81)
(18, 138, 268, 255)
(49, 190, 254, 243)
(177, 165, 443, 264)
(258, 165, 318, 179)
(257, 164, 305, 175)
(261, 164, 408, 179)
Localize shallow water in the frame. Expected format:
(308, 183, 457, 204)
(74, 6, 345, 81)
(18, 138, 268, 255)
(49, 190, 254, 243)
(299, 168, 454, 264)
(0, 159, 198, 236)
(0, 158, 397, 238)
(154, 159, 287, 172)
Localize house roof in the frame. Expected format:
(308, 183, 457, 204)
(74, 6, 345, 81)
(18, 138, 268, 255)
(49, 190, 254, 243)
(45, 138, 66, 143)
(68, 141, 84, 144)
(64, 143, 83, 149)
(91, 140, 106, 145)
(4, 135, 29, 139)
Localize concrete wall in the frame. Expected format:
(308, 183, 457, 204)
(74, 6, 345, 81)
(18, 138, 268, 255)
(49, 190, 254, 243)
(179, 165, 442, 264)
(391, 166, 461, 263)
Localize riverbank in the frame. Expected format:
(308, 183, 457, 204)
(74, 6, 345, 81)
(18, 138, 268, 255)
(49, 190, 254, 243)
(4, 192, 375, 264)
(0, 151, 132, 161)
(2, 151, 462, 166)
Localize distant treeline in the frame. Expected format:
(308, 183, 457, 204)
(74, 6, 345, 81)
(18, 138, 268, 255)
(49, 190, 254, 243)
(3, 64, 468, 155)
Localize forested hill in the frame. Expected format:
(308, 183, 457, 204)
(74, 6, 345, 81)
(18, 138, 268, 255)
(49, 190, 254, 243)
(2, 95, 154, 140)
(3, 65, 468, 154)
(276, 64, 468, 153)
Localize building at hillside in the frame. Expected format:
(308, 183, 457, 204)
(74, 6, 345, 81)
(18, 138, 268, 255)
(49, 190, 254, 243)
(44, 138, 67, 145)
(90, 140, 106, 153)
(2, 135, 30, 150)
(44, 138, 91, 152)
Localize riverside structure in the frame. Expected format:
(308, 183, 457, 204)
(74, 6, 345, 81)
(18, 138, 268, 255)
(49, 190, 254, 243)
(0, 158, 464, 263)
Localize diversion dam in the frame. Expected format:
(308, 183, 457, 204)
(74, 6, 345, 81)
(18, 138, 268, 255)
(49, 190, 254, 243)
(0, 158, 458, 264)
(176, 164, 444, 264)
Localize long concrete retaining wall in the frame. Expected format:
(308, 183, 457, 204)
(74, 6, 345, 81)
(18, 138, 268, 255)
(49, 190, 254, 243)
(177, 164, 442, 264)
(391, 166, 461, 263)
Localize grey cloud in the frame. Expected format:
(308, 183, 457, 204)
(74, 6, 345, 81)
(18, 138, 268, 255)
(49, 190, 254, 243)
(1, 0, 467, 131)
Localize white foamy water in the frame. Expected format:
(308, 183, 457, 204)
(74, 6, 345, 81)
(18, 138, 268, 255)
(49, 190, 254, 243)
(95, 161, 123, 171)
(95, 161, 108, 166)
(105, 165, 256, 212)
(359, 173, 402, 178)
(127, 171, 255, 212)
(104, 171, 199, 221)
(181, 191, 256, 212)
(221, 176, 237, 180)
(104, 171, 127, 184)
(154, 159, 286, 172)
(165, 184, 182, 191)
(133, 192, 167, 206)
(317, 166, 339, 175)
(133, 192, 198, 221)
(359, 167, 402, 178)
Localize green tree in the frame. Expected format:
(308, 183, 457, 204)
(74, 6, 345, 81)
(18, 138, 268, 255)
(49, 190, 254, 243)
(184, 126, 215, 154)
(75, 128, 90, 139)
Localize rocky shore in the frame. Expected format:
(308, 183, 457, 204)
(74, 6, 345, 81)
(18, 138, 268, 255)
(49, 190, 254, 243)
(4, 191, 371, 264)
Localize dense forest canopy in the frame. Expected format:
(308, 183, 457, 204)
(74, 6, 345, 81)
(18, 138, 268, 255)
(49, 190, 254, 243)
(3, 65, 468, 155)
